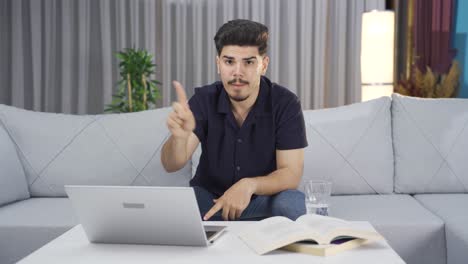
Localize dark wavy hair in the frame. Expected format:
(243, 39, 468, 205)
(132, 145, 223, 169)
(214, 19, 269, 56)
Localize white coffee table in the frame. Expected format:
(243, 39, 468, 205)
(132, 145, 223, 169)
(18, 221, 405, 264)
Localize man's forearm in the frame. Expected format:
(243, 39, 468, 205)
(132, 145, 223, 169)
(247, 168, 302, 196)
(161, 135, 190, 172)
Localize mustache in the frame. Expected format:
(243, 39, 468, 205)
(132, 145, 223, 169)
(228, 78, 249, 85)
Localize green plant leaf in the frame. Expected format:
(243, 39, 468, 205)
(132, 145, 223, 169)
(106, 47, 162, 112)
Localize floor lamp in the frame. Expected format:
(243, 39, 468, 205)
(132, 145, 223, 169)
(361, 10, 395, 101)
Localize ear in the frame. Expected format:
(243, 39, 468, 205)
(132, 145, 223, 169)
(261, 55, 270, 75)
(216, 56, 220, 74)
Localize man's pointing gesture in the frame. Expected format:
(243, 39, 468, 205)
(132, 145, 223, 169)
(161, 81, 198, 173)
(167, 81, 196, 139)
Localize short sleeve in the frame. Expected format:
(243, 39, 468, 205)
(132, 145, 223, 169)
(188, 93, 207, 143)
(275, 96, 308, 150)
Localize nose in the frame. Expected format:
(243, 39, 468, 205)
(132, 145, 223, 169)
(233, 62, 243, 78)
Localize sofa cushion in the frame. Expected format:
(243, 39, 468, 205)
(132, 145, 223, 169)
(0, 108, 30, 206)
(301, 97, 393, 194)
(329, 194, 446, 264)
(0, 198, 77, 263)
(0, 105, 192, 197)
(414, 194, 468, 264)
(392, 94, 468, 193)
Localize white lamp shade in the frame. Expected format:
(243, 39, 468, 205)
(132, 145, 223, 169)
(361, 85, 394, 102)
(361, 10, 395, 101)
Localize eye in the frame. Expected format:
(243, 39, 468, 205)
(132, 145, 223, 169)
(245, 60, 254, 65)
(224, 59, 234, 65)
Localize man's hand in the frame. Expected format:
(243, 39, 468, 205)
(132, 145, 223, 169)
(161, 81, 200, 173)
(166, 81, 196, 139)
(204, 178, 257, 221)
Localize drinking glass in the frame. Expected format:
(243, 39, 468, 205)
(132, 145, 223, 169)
(304, 180, 332, 216)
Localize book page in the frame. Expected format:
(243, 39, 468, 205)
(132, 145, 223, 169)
(296, 214, 350, 234)
(237, 216, 320, 255)
(295, 214, 383, 243)
(283, 238, 369, 257)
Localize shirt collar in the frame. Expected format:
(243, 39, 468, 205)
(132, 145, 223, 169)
(217, 76, 272, 116)
(217, 83, 231, 114)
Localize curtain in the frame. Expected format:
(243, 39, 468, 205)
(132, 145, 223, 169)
(413, 0, 456, 74)
(162, 0, 384, 109)
(1, 0, 385, 113)
(0, 0, 160, 114)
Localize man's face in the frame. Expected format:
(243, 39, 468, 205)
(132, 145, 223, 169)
(216, 45, 269, 102)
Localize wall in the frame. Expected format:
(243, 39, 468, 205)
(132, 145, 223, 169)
(454, 0, 468, 98)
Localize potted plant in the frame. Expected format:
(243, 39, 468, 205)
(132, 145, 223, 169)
(396, 61, 460, 98)
(105, 48, 161, 113)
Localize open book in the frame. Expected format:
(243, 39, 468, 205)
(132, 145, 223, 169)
(238, 214, 383, 256)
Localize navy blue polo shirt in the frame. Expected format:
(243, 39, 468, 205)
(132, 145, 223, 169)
(188, 76, 308, 197)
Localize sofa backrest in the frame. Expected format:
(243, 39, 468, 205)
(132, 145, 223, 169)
(8, 93, 466, 197)
(0, 105, 192, 197)
(392, 94, 468, 194)
(192, 97, 394, 195)
(0, 105, 30, 205)
(301, 97, 394, 195)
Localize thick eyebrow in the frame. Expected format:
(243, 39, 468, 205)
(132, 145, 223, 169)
(242, 56, 257, 61)
(221, 56, 257, 61)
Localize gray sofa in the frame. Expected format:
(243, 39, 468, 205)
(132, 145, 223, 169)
(1, 94, 467, 264)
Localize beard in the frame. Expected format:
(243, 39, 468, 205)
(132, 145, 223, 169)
(227, 78, 250, 102)
(229, 94, 249, 102)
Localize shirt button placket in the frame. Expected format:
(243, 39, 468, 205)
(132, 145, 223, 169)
(235, 135, 242, 177)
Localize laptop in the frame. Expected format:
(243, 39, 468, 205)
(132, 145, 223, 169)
(65, 185, 226, 246)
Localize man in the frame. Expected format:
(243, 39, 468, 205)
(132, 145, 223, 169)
(161, 19, 308, 221)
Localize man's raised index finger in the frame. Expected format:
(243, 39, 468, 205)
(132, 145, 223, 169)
(173, 80, 188, 106)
